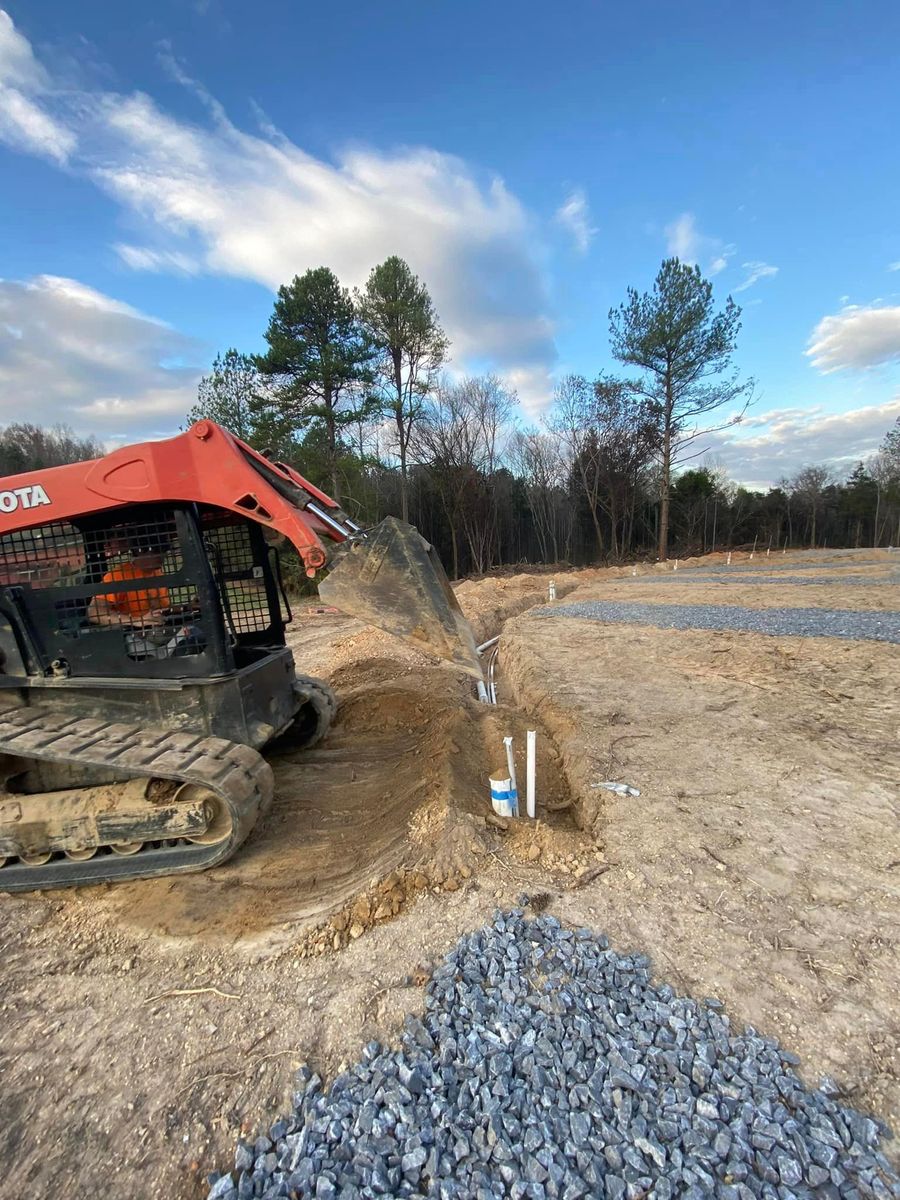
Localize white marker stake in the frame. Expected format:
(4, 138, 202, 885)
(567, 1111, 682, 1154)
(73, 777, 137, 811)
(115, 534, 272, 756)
(548, 579, 557, 602)
(526, 730, 537, 819)
(503, 736, 519, 817)
(674, 559, 679, 571)
(727, 552, 731, 565)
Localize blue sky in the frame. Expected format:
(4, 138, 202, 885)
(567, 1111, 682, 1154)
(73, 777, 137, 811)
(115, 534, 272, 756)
(1, 0, 899, 485)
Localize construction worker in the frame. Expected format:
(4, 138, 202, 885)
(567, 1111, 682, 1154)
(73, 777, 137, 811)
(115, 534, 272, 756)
(89, 536, 170, 626)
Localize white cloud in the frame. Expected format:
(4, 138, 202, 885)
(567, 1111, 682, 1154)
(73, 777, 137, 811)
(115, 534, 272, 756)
(889, 262, 900, 272)
(114, 244, 200, 274)
(0, 275, 202, 437)
(0, 11, 557, 402)
(806, 304, 900, 372)
(0, 9, 45, 89)
(0, 11, 75, 162)
(502, 364, 555, 420)
(733, 261, 779, 293)
(703, 397, 900, 487)
(665, 212, 734, 276)
(555, 188, 596, 254)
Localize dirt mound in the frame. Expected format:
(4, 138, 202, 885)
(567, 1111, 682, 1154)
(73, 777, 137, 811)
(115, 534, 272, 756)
(288, 673, 585, 959)
(454, 572, 581, 644)
(78, 657, 577, 956)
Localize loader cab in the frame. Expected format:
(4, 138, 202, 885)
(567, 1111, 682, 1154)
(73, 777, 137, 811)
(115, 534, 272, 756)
(0, 503, 292, 684)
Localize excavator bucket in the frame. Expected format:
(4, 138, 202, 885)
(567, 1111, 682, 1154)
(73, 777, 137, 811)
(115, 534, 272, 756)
(318, 517, 483, 680)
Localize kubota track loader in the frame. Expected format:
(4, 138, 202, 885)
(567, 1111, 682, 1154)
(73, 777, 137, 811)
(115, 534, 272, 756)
(0, 420, 480, 890)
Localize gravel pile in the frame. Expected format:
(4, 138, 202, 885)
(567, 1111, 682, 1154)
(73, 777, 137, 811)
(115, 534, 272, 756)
(536, 600, 900, 644)
(207, 910, 899, 1200)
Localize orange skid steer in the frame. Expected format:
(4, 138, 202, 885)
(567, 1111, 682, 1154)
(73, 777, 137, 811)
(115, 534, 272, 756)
(0, 421, 480, 890)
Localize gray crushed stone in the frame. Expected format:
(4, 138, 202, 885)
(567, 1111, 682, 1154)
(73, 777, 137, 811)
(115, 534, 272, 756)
(535, 600, 900, 643)
(206, 911, 900, 1200)
(620, 573, 900, 588)
(697, 553, 892, 574)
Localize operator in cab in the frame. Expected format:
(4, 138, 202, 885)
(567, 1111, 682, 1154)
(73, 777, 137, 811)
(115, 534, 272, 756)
(89, 535, 170, 626)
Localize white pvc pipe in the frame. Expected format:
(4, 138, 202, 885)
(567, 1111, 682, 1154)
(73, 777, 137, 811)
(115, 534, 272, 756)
(475, 635, 499, 703)
(503, 736, 518, 816)
(526, 730, 536, 819)
(476, 635, 500, 655)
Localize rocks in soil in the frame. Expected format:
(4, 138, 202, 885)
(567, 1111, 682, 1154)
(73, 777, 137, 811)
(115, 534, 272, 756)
(208, 911, 900, 1200)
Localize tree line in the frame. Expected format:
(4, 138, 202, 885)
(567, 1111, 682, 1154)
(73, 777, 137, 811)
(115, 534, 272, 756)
(186, 254, 900, 574)
(0, 424, 104, 476)
(1, 257, 897, 577)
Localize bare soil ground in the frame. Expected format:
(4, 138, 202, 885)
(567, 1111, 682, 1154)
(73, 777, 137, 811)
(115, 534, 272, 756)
(502, 550, 900, 1146)
(0, 551, 897, 1197)
(585, 548, 899, 611)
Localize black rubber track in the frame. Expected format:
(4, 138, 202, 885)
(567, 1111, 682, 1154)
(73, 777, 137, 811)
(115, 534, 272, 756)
(0, 708, 274, 890)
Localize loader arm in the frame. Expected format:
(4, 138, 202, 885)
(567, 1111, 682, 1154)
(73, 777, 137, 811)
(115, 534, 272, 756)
(0, 420, 353, 576)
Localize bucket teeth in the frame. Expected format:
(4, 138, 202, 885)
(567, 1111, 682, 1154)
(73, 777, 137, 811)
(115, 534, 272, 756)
(319, 518, 483, 680)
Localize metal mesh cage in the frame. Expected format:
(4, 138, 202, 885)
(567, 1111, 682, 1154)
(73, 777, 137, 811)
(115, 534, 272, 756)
(0, 515, 181, 589)
(0, 513, 190, 646)
(201, 517, 273, 635)
(0, 508, 279, 678)
(0, 522, 87, 589)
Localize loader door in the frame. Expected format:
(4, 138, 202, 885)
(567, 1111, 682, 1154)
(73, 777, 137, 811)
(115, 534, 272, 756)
(199, 510, 287, 666)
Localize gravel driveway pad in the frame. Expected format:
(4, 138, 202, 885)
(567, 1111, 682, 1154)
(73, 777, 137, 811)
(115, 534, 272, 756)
(206, 911, 900, 1200)
(697, 555, 891, 574)
(536, 600, 900, 643)
(618, 573, 900, 588)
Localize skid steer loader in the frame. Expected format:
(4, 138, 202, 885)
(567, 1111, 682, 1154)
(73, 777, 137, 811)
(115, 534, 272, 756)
(0, 420, 481, 890)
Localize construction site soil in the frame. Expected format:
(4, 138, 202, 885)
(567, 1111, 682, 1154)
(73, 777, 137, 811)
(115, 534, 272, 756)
(0, 549, 896, 1197)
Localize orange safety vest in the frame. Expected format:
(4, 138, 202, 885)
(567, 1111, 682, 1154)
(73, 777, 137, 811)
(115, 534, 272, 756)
(101, 563, 170, 620)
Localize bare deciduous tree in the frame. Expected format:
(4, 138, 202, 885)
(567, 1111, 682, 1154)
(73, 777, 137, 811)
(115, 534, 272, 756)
(789, 465, 832, 547)
(0, 423, 103, 474)
(508, 430, 573, 564)
(550, 374, 606, 556)
(413, 375, 514, 574)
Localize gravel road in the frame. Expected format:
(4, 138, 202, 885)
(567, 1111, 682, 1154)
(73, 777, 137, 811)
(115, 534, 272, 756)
(207, 911, 899, 1200)
(536, 601, 900, 643)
